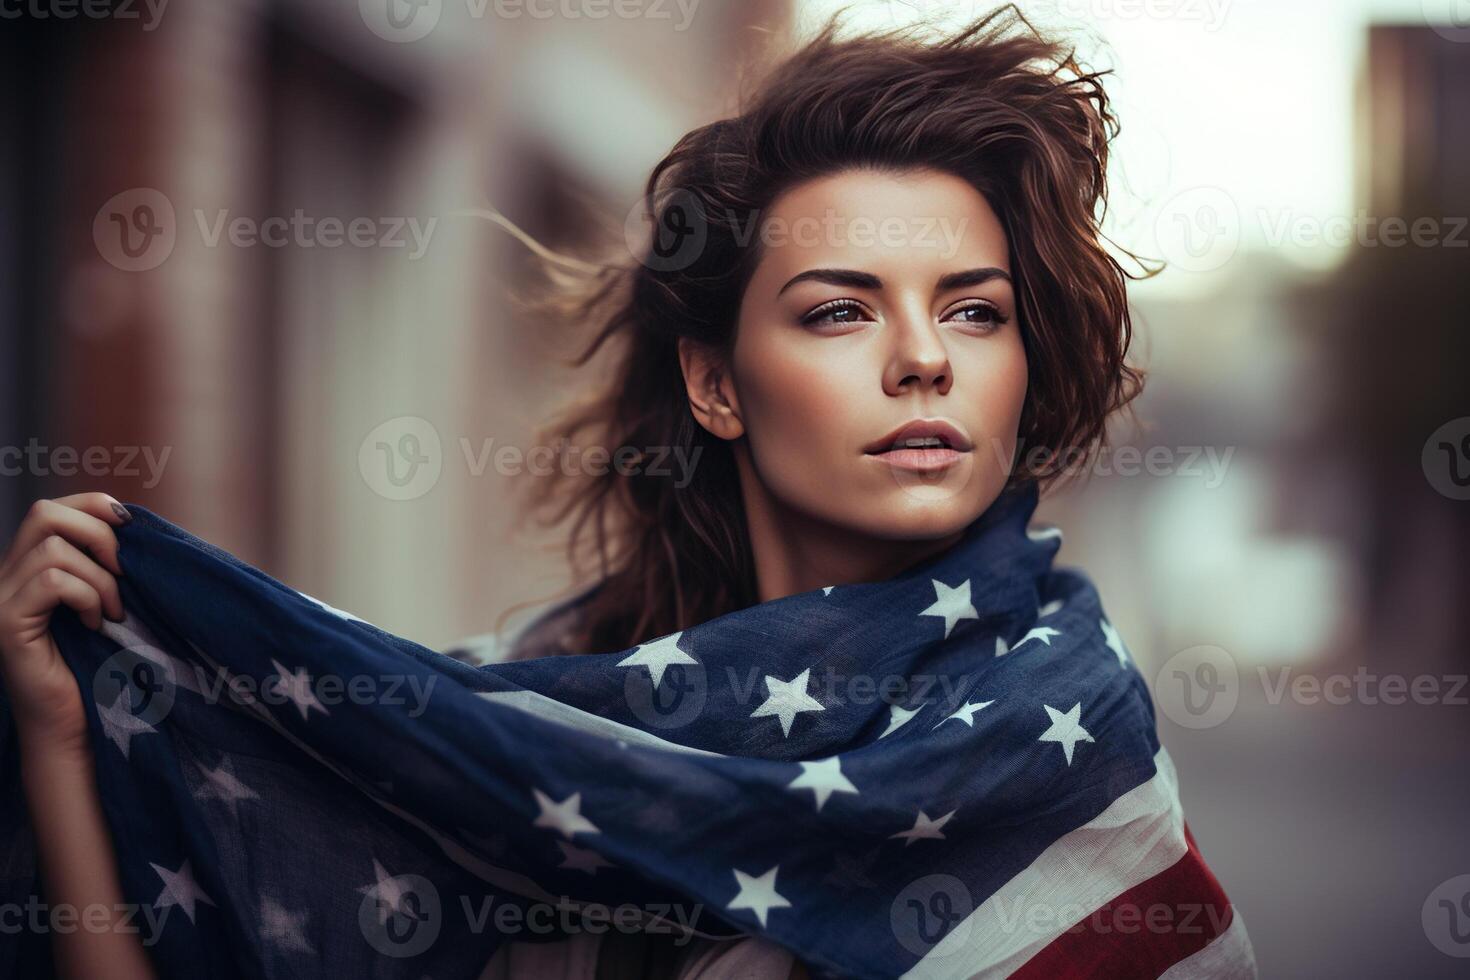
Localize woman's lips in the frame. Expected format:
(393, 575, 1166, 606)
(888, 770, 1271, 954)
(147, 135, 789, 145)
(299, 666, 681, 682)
(866, 446, 967, 471)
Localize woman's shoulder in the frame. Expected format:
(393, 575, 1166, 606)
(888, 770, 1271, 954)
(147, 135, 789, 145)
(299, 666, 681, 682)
(477, 931, 602, 979)
(672, 933, 799, 979)
(442, 581, 606, 666)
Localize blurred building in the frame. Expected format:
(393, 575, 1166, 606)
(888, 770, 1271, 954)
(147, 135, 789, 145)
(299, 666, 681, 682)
(1234, 22, 1470, 679)
(1075, 22, 1470, 980)
(0, 0, 790, 648)
(1308, 23, 1470, 676)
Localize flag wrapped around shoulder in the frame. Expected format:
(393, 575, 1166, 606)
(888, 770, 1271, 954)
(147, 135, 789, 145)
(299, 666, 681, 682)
(0, 483, 1256, 979)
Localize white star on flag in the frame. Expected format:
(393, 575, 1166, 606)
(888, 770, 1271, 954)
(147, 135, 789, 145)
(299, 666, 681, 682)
(822, 586, 835, 596)
(727, 865, 791, 927)
(934, 698, 995, 729)
(194, 757, 259, 812)
(1039, 598, 1064, 617)
(1038, 702, 1094, 765)
(98, 687, 157, 759)
(919, 579, 978, 638)
(356, 858, 420, 924)
(889, 808, 957, 845)
(1013, 626, 1061, 652)
(786, 756, 859, 811)
(151, 858, 215, 923)
(260, 896, 314, 953)
(750, 668, 825, 737)
(994, 635, 1010, 657)
(557, 840, 615, 875)
(1027, 525, 1062, 542)
(532, 788, 600, 838)
(268, 659, 328, 720)
(878, 702, 921, 739)
(616, 632, 698, 689)
(1101, 618, 1130, 668)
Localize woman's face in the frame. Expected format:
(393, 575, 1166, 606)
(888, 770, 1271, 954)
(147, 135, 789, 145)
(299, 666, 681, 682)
(712, 167, 1029, 542)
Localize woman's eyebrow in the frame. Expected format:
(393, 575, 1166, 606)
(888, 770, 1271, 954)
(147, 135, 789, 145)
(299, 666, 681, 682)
(776, 268, 881, 296)
(776, 266, 1011, 296)
(936, 266, 1012, 291)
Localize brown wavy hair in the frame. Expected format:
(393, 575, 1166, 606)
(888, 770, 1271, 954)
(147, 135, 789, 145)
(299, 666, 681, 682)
(498, 4, 1147, 660)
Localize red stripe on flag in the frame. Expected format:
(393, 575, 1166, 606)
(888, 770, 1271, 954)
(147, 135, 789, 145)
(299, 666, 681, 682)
(1011, 823, 1233, 980)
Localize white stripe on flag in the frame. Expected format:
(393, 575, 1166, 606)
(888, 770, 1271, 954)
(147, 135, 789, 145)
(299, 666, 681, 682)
(1158, 909, 1257, 980)
(900, 747, 1186, 980)
(171, 642, 736, 940)
(477, 689, 725, 757)
(101, 610, 205, 696)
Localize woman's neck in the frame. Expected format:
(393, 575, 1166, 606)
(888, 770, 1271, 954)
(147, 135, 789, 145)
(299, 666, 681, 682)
(735, 452, 964, 603)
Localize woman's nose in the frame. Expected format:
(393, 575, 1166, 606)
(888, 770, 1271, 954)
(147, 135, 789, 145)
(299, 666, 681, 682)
(882, 312, 952, 396)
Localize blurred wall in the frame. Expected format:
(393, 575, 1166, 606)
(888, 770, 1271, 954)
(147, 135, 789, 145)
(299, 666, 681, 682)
(2, 0, 791, 649)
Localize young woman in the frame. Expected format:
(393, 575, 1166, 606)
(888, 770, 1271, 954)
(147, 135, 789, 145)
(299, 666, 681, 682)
(465, 6, 1147, 975)
(0, 7, 1217, 978)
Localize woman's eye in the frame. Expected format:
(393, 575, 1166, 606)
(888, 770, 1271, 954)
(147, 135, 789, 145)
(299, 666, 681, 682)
(801, 300, 874, 329)
(944, 302, 1008, 330)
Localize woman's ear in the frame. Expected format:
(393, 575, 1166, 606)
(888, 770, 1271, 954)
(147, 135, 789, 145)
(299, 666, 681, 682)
(677, 337, 745, 441)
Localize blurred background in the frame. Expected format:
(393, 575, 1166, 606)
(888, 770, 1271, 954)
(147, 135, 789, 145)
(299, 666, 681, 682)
(2, 0, 1468, 974)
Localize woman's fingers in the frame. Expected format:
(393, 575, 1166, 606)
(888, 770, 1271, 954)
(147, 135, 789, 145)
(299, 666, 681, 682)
(10, 566, 105, 632)
(6, 534, 125, 624)
(0, 494, 126, 584)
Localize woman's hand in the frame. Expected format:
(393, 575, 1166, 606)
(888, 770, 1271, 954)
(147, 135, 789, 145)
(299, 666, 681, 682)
(0, 493, 129, 758)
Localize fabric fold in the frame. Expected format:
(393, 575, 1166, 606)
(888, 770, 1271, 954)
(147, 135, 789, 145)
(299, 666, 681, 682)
(0, 483, 1253, 979)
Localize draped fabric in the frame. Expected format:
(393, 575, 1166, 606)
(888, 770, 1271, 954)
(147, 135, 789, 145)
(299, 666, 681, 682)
(0, 483, 1254, 978)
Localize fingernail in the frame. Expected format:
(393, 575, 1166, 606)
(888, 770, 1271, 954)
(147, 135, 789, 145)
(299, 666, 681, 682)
(111, 501, 132, 523)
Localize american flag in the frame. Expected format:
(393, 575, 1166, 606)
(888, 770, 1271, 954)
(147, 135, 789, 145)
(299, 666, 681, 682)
(0, 482, 1255, 978)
